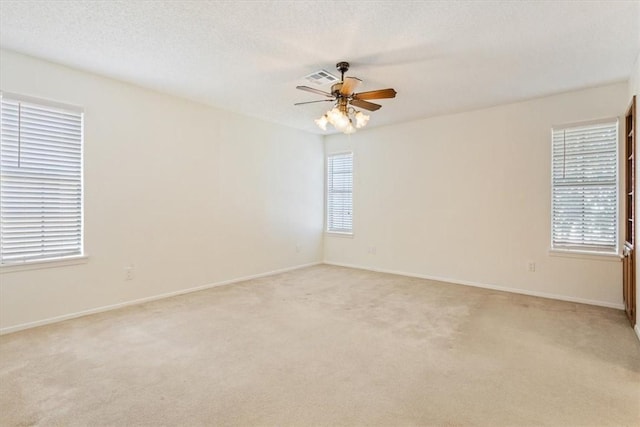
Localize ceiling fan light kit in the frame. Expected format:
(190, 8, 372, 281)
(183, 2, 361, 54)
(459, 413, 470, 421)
(296, 61, 396, 134)
(315, 104, 370, 134)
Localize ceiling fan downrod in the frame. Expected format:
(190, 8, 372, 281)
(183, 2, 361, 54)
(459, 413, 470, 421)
(336, 61, 349, 82)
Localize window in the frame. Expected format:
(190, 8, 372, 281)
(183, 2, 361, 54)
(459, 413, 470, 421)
(0, 93, 84, 265)
(551, 120, 618, 254)
(326, 152, 353, 233)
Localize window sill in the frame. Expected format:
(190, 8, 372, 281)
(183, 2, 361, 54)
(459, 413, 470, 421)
(548, 249, 621, 262)
(1, 255, 89, 274)
(325, 231, 354, 238)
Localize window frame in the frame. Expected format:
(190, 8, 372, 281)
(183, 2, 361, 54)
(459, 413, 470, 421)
(549, 118, 620, 257)
(325, 151, 354, 236)
(0, 91, 85, 269)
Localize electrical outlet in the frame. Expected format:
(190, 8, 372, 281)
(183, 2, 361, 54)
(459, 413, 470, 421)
(527, 261, 536, 273)
(368, 246, 377, 255)
(125, 265, 135, 281)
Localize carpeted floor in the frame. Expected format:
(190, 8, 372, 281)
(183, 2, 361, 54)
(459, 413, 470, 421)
(1, 264, 639, 426)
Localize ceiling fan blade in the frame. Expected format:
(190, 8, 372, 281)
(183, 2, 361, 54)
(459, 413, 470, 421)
(353, 88, 397, 100)
(350, 99, 381, 111)
(294, 99, 334, 106)
(340, 77, 362, 95)
(296, 86, 334, 98)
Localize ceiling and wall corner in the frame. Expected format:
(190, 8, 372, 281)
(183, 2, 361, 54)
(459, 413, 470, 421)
(0, 0, 638, 135)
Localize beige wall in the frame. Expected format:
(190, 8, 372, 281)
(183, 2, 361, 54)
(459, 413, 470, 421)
(0, 50, 324, 332)
(324, 83, 629, 308)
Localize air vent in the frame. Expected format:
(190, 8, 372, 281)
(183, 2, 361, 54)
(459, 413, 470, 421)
(304, 69, 339, 85)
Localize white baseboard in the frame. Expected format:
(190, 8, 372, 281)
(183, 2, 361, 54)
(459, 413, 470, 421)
(323, 261, 625, 310)
(0, 261, 322, 336)
(2, 260, 628, 336)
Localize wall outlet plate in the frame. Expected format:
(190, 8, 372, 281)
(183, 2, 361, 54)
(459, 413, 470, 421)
(125, 265, 135, 280)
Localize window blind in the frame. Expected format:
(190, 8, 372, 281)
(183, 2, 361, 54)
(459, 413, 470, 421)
(551, 121, 618, 253)
(0, 95, 83, 264)
(327, 153, 353, 233)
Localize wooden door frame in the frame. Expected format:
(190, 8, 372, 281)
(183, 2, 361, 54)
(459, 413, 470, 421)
(624, 95, 636, 326)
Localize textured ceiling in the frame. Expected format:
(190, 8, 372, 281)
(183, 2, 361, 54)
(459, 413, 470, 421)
(1, 0, 639, 134)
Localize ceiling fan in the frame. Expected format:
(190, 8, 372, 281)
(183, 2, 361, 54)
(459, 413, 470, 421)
(295, 61, 397, 133)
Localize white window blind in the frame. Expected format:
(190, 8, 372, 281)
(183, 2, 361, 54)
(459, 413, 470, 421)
(327, 152, 353, 233)
(0, 94, 84, 265)
(551, 120, 618, 253)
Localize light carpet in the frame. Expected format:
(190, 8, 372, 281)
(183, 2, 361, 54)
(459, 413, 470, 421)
(1, 264, 639, 426)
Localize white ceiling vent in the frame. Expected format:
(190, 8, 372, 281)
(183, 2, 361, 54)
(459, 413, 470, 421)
(304, 69, 339, 85)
